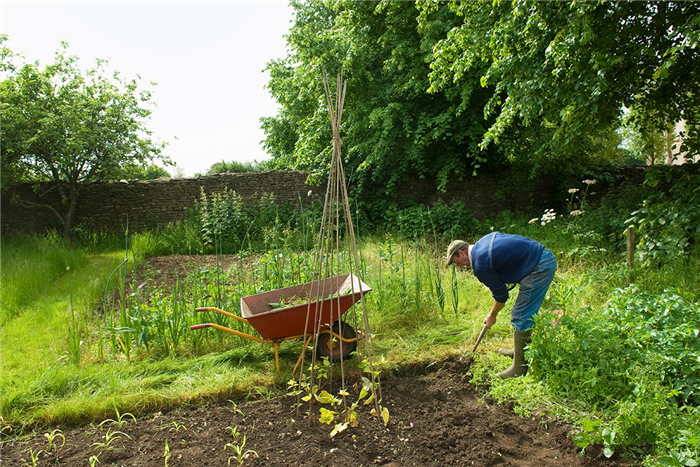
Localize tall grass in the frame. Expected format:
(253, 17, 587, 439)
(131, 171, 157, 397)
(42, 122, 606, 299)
(0, 233, 87, 323)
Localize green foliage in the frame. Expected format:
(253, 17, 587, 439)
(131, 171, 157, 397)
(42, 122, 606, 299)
(0, 40, 167, 238)
(627, 166, 700, 265)
(195, 188, 322, 255)
(424, 1, 700, 161)
(386, 200, 480, 241)
(529, 286, 700, 461)
(263, 1, 499, 199)
(196, 160, 272, 177)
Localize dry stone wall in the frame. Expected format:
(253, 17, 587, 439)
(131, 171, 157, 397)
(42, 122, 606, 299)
(1, 171, 318, 235)
(1, 167, 647, 236)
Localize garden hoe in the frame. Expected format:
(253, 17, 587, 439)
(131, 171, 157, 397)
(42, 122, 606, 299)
(461, 324, 489, 361)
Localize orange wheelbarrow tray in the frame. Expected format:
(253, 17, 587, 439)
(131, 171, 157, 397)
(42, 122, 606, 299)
(190, 273, 372, 372)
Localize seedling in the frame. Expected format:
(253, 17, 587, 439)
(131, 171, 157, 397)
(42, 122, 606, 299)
(20, 448, 43, 467)
(44, 428, 66, 453)
(163, 439, 171, 467)
(228, 399, 243, 415)
(89, 453, 101, 467)
(168, 421, 187, 433)
(92, 428, 131, 454)
(224, 431, 258, 467)
(98, 406, 136, 429)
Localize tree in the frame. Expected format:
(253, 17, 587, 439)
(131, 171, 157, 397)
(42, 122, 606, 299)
(262, 1, 499, 198)
(424, 1, 700, 162)
(117, 164, 171, 181)
(1, 40, 168, 240)
(196, 159, 272, 177)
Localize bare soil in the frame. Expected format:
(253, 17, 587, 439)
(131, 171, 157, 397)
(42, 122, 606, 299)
(1, 256, 631, 466)
(1, 359, 629, 467)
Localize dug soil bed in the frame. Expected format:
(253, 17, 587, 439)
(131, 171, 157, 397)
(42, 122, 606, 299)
(2, 358, 628, 467)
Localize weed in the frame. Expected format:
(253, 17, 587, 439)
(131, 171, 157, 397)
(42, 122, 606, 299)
(0, 416, 13, 438)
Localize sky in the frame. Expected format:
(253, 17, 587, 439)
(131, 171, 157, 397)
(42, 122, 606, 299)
(0, 1, 294, 177)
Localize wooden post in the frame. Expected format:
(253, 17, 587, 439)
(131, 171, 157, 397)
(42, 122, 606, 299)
(626, 226, 635, 268)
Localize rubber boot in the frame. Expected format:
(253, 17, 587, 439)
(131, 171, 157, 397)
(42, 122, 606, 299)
(497, 347, 514, 357)
(497, 329, 532, 379)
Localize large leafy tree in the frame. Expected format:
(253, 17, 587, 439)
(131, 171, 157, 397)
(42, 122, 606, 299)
(423, 1, 700, 161)
(262, 1, 499, 198)
(1, 41, 167, 240)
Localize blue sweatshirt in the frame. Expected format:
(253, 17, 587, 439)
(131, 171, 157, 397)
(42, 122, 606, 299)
(471, 232, 545, 303)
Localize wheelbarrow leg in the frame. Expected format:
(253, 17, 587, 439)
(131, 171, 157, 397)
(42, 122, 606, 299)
(274, 342, 280, 373)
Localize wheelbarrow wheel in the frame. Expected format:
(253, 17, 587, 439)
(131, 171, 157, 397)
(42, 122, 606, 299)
(316, 321, 357, 362)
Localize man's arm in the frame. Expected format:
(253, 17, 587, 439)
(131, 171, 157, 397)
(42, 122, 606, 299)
(484, 300, 506, 327)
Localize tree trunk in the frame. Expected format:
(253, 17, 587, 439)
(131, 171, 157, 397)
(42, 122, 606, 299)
(63, 186, 79, 247)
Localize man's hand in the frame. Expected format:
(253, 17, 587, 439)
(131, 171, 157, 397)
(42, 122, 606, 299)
(483, 300, 505, 328)
(483, 312, 497, 328)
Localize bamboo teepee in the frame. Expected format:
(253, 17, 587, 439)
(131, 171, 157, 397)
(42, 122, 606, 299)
(295, 72, 383, 422)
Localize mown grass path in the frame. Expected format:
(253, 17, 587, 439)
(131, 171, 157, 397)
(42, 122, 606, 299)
(2, 253, 122, 376)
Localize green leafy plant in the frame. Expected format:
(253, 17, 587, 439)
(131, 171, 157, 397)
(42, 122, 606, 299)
(627, 167, 700, 266)
(530, 285, 700, 461)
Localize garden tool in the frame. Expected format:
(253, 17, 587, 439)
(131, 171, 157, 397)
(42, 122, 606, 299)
(461, 324, 489, 360)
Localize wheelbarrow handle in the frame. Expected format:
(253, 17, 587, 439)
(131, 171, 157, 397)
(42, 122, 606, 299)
(190, 324, 209, 330)
(194, 307, 248, 324)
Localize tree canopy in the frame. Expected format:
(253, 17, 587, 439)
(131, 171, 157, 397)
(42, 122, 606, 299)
(424, 1, 700, 160)
(1, 40, 167, 239)
(262, 1, 499, 197)
(262, 1, 700, 195)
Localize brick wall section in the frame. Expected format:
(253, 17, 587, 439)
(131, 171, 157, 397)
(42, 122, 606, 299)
(1, 166, 649, 235)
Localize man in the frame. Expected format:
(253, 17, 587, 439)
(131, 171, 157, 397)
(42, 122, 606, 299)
(445, 232, 557, 378)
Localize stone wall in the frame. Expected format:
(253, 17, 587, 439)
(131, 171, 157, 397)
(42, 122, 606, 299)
(0, 166, 648, 236)
(1, 171, 318, 235)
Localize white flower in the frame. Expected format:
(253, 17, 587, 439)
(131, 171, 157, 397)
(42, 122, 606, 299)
(582, 179, 597, 185)
(570, 210, 584, 216)
(540, 209, 557, 226)
(307, 190, 313, 197)
(568, 188, 579, 194)
(529, 217, 539, 224)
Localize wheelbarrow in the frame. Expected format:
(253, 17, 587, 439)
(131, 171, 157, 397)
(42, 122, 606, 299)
(190, 273, 371, 372)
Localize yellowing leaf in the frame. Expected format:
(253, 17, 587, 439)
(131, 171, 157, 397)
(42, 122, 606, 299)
(316, 390, 337, 405)
(319, 407, 335, 425)
(381, 406, 390, 426)
(330, 422, 348, 437)
(358, 388, 368, 401)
